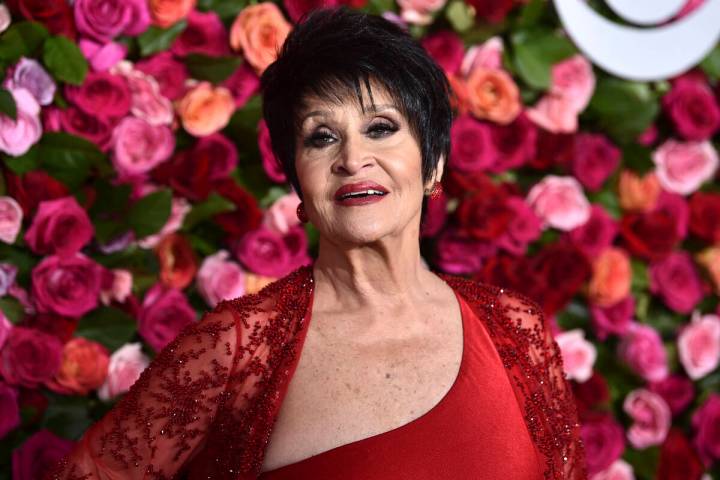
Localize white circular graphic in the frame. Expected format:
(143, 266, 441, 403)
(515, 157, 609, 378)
(604, 0, 686, 25)
(553, 0, 720, 81)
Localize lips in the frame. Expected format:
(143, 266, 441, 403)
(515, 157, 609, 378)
(334, 181, 390, 202)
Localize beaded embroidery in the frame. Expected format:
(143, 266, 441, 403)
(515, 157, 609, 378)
(46, 265, 586, 480)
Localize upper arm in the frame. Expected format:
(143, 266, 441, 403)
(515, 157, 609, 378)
(496, 290, 588, 480)
(46, 305, 239, 480)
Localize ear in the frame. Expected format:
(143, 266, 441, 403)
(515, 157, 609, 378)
(424, 154, 445, 192)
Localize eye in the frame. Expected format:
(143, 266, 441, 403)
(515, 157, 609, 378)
(304, 128, 336, 148)
(367, 121, 398, 139)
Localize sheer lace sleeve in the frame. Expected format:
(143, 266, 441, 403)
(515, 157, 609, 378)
(497, 289, 588, 480)
(45, 305, 239, 480)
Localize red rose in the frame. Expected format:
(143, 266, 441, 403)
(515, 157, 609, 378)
(213, 179, 263, 241)
(566, 204, 618, 259)
(0, 327, 62, 388)
(474, 253, 529, 294)
(464, 0, 516, 23)
(59, 106, 116, 152)
(443, 169, 494, 198)
(6, 0, 76, 39)
(283, 0, 339, 22)
(570, 132, 621, 191)
(65, 71, 131, 120)
(689, 191, 720, 243)
(657, 428, 705, 480)
(487, 112, 537, 173)
(156, 233, 198, 290)
(662, 75, 720, 141)
(571, 371, 610, 418)
(24, 196, 94, 257)
(421, 30, 465, 75)
(620, 210, 679, 261)
(434, 227, 497, 275)
(23, 313, 79, 344)
(12, 429, 75, 480)
(528, 130, 575, 170)
(527, 243, 592, 315)
(456, 190, 513, 240)
(31, 254, 103, 318)
(649, 374, 695, 416)
(3, 170, 68, 216)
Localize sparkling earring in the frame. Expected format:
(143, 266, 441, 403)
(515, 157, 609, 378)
(296, 202, 309, 223)
(429, 181, 443, 200)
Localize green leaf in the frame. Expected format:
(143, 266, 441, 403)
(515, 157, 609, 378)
(42, 36, 88, 85)
(700, 44, 720, 81)
(587, 77, 659, 143)
(75, 307, 137, 352)
(515, 0, 546, 29)
(128, 188, 172, 238)
(42, 395, 94, 440)
(1, 145, 40, 171)
(0, 88, 17, 120)
(137, 21, 187, 57)
(0, 21, 49, 62)
(36, 132, 104, 189)
(197, 0, 248, 20)
(446, 0, 475, 33)
(182, 193, 235, 230)
(511, 29, 576, 89)
(0, 297, 24, 324)
(183, 54, 243, 83)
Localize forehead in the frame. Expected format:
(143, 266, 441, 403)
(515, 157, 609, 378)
(297, 81, 397, 123)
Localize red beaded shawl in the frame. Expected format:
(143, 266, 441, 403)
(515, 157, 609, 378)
(47, 264, 587, 480)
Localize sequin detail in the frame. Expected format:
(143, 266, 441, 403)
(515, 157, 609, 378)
(46, 265, 586, 480)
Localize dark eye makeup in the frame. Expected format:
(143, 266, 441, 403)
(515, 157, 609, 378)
(303, 120, 399, 149)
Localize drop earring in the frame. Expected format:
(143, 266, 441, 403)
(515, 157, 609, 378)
(296, 202, 309, 223)
(429, 181, 443, 200)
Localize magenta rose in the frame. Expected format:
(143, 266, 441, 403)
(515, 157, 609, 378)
(234, 225, 310, 278)
(649, 374, 695, 416)
(448, 114, 494, 173)
(652, 139, 719, 195)
(434, 227, 497, 274)
(74, 0, 150, 41)
(9, 57, 56, 106)
(677, 312, 720, 380)
(284, 0, 340, 22)
(171, 10, 230, 57)
(24, 196, 94, 256)
(487, 112, 537, 173)
(496, 196, 541, 255)
(258, 119, 286, 183)
(566, 204, 618, 259)
(112, 117, 174, 178)
(623, 388, 671, 449)
(0, 327, 62, 388)
(0, 382, 19, 439)
(65, 71, 131, 120)
(196, 250, 246, 308)
(526, 175, 591, 231)
(59, 105, 115, 151)
(653, 190, 690, 239)
(580, 413, 626, 476)
(421, 29, 464, 74)
(618, 322, 668, 382)
(97, 342, 150, 400)
(649, 251, 704, 314)
(691, 394, 720, 467)
(136, 51, 189, 101)
(590, 295, 634, 341)
(12, 429, 74, 480)
(223, 62, 260, 108)
(0, 309, 12, 349)
(571, 133, 620, 191)
(138, 284, 196, 352)
(31, 253, 103, 317)
(662, 76, 720, 141)
(79, 39, 127, 72)
(420, 189, 448, 238)
(0, 87, 42, 157)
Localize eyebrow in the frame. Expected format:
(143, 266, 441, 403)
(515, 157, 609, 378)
(300, 103, 398, 123)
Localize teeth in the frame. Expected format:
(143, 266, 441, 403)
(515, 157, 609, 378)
(341, 189, 386, 199)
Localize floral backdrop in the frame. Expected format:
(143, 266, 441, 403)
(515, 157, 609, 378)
(0, 0, 719, 478)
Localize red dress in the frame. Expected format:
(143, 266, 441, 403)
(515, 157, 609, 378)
(259, 290, 544, 479)
(46, 265, 587, 480)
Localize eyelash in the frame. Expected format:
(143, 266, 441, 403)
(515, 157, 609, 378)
(304, 122, 398, 148)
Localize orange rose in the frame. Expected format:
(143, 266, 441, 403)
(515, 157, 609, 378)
(618, 170, 661, 212)
(697, 247, 720, 294)
(47, 338, 109, 395)
(464, 67, 520, 125)
(244, 272, 277, 294)
(156, 233, 198, 290)
(230, 3, 291, 74)
(149, 0, 196, 28)
(587, 247, 632, 307)
(176, 81, 235, 137)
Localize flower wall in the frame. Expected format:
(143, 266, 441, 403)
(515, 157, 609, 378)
(0, 0, 719, 479)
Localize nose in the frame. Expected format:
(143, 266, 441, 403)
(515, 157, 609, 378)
(332, 133, 375, 176)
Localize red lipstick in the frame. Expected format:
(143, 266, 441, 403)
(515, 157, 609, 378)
(334, 181, 390, 206)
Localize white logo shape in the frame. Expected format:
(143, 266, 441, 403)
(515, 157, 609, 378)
(553, 0, 720, 81)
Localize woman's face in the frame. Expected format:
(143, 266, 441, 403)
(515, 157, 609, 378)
(294, 84, 443, 245)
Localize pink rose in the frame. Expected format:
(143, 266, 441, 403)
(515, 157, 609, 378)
(678, 312, 720, 380)
(97, 342, 150, 400)
(24, 196, 94, 256)
(258, 119, 286, 183)
(8, 57, 56, 106)
(12, 429, 75, 480)
(0, 87, 42, 156)
(135, 51, 189, 101)
(0, 4, 9, 34)
(555, 328, 597, 382)
(136, 196, 190, 249)
(571, 133, 621, 191)
(581, 413, 626, 476)
(448, 115, 494, 173)
(590, 459, 635, 480)
(0, 327, 62, 387)
(196, 250, 246, 308)
(79, 39, 127, 72)
(652, 139, 719, 195)
(0, 196, 22, 244)
(460, 37, 504, 76)
(223, 62, 260, 108)
(526, 94, 579, 133)
(74, 0, 150, 41)
(112, 116, 174, 178)
(263, 191, 301, 235)
(234, 225, 311, 278)
(663, 76, 720, 141)
(0, 310, 11, 351)
(526, 175, 591, 231)
(421, 30, 465, 74)
(0, 382, 20, 439)
(171, 10, 229, 57)
(65, 71, 131, 120)
(434, 227, 496, 274)
(397, 0, 446, 25)
(496, 196, 541, 255)
(691, 393, 720, 467)
(99, 268, 133, 306)
(623, 388, 671, 449)
(550, 54, 595, 112)
(618, 322, 669, 382)
(138, 284, 196, 352)
(590, 295, 634, 341)
(567, 204, 618, 259)
(649, 374, 695, 416)
(31, 253, 103, 317)
(122, 67, 174, 126)
(649, 251, 704, 314)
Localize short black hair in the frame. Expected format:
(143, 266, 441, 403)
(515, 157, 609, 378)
(260, 7, 453, 200)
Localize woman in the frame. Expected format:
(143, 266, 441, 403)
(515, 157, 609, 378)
(47, 7, 587, 480)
